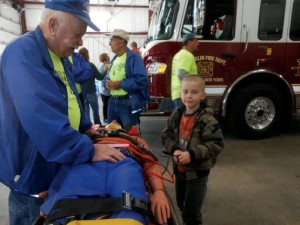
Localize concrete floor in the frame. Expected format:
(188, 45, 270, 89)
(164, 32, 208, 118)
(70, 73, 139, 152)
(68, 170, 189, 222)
(144, 116, 300, 225)
(1, 115, 300, 225)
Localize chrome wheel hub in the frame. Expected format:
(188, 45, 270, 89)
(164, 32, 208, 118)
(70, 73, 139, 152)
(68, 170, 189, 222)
(245, 97, 275, 130)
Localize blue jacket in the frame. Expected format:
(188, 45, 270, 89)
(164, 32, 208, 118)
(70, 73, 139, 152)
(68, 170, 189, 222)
(107, 49, 150, 113)
(0, 26, 94, 195)
(71, 52, 93, 83)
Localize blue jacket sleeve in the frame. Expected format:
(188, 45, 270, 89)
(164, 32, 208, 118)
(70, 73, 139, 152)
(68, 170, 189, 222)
(71, 53, 93, 83)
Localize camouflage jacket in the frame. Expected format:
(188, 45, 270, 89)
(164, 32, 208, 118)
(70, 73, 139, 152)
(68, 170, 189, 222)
(161, 102, 224, 180)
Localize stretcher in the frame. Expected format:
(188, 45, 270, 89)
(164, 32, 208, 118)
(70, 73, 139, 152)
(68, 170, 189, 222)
(34, 125, 180, 225)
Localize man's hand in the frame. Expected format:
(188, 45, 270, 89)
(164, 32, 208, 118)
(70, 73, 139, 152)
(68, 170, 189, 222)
(107, 80, 121, 90)
(106, 80, 111, 91)
(93, 144, 125, 162)
(150, 189, 170, 224)
(85, 128, 106, 139)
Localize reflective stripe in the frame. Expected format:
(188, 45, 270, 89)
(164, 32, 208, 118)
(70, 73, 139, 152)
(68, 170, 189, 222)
(292, 85, 300, 93)
(30, 194, 39, 198)
(111, 95, 128, 99)
(205, 86, 226, 95)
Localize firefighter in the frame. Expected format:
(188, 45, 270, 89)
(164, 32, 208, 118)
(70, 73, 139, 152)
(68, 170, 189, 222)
(171, 33, 200, 109)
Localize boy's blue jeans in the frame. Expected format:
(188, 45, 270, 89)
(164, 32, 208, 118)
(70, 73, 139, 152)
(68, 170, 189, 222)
(175, 173, 209, 225)
(9, 190, 44, 225)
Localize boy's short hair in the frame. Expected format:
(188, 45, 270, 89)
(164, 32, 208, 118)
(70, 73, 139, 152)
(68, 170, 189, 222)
(182, 74, 205, 91)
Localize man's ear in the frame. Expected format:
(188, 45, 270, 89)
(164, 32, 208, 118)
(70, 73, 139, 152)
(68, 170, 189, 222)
(49, 17, 58, 35)
(122, 40, 127, 47)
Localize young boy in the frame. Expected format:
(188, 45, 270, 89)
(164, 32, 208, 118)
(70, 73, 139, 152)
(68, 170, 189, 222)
(161, 75, 224, 225)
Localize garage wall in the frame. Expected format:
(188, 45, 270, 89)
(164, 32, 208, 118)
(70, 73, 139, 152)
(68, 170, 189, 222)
(0, 2, 21, 54)
(83, 34, 147, 63)
(21, 0, 149, 65)
(0, 0, 149, 65)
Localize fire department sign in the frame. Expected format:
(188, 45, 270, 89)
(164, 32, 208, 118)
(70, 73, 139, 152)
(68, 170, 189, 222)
(291, 59, 300, 76)
(198, 61, 214, 77)
(195, 55, 227, 80)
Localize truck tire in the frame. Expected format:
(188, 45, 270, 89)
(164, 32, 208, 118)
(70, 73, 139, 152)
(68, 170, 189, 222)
(229, 83, 284, 139)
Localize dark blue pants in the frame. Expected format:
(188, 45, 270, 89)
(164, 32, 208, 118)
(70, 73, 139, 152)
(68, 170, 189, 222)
(84, 92, 101, 125)
(107, 97, 140, 128)
(101, 94, 110, 121)
(173, 98, 183, 110)
(175, 173, 208, 225)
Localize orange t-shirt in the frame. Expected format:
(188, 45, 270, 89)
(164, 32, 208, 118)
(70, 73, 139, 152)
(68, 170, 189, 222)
(179, 112, 198, 150)
(178, 112, 198, 172)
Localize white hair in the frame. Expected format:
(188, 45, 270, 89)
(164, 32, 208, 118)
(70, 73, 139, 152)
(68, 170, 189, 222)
(40, 8, 69, 27)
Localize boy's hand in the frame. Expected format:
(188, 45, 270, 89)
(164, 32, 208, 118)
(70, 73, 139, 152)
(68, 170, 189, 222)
(173, 150, 191, 165)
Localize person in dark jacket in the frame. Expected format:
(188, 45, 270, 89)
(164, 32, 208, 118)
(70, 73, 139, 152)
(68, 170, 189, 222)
(0, 1, 125, 225)
(161, 75, 224, 225)
(98, 53, 111, 123)
(78, 47, 105, 125)
(105, 29, 150, 131)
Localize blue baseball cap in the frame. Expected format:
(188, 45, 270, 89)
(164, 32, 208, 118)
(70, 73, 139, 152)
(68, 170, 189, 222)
(45, 0, 100, 32)
(182, 33, 201, 42)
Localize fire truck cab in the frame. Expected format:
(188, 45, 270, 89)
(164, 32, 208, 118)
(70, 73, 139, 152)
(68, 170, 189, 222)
(141, 0, 300, 138)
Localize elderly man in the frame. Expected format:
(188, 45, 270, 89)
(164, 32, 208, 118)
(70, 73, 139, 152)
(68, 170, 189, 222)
(105, 29, 150, 132)
(0, 1, 125, 225)
(171, 33, 200, 108)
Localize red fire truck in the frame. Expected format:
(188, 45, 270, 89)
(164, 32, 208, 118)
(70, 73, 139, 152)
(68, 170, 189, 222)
(141, 0, 300, 138)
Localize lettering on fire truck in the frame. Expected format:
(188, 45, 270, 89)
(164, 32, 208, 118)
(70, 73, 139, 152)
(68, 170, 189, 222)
(195, 55, 225, 82)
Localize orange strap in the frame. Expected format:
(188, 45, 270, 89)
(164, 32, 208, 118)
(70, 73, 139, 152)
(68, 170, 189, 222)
(94, 137, 156, 162)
